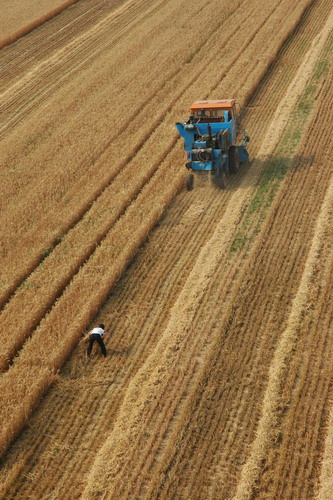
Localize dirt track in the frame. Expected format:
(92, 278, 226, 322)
(1, 0, 333, 498)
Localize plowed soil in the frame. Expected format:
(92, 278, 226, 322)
(1, 0, 333, 498)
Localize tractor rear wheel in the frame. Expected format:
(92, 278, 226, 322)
(186, 173, 194, 191)
(229, 146, 240, 174)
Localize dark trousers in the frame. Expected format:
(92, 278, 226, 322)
(87, 334, 107, 357)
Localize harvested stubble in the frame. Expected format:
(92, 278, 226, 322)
(0, 0, 246, 306)
(318, 331, 333, 500)
(238, 54, 333, 499)
(0, 0, 318, 487)
(0, 3, 322, 492)
(0, 0, 310, 306)
(0, 151, 182, 457)
(82, 22, 333, 497)
(2, 0, 332, 496)
(0, 0, 312, 362)
(234, 178, 333, 499)
(0, 0, 259, 368)
(161, 42, 333, 498)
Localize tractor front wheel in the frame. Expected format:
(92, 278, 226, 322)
(186, 173, 194, 191)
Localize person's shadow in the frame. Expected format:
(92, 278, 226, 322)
(107, 345, 133, 356)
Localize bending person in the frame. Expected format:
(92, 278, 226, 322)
(87, 323, 107, 358)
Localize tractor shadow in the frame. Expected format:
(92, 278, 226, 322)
(224, 153, 316, 192)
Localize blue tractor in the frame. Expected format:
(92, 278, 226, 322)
(176, 99, 250, 190)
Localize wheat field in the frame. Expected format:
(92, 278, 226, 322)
(1, 0, 333, 498)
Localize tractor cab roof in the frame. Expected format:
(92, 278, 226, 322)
(190, 99, 236, 111)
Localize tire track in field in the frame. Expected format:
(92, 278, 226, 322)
(185, 154, 333, 499)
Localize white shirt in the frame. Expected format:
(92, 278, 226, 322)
(91, 327, 105, 336)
